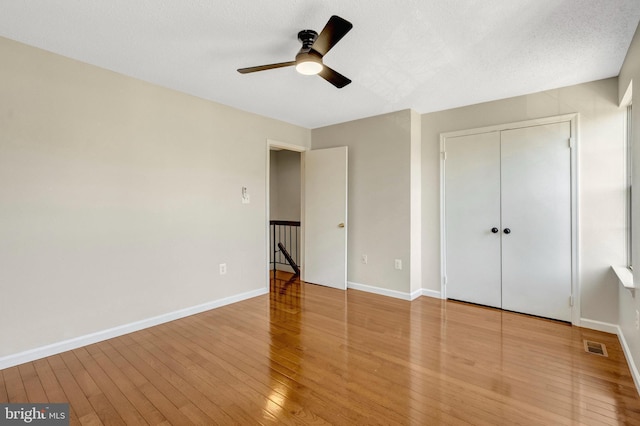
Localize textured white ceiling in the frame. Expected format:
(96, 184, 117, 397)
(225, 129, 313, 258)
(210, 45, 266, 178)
(1, 0, 639, 128)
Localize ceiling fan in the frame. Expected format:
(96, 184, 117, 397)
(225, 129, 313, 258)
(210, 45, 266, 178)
(237, 15, 353, 89)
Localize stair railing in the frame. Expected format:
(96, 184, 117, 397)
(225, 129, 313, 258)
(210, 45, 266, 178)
(270, 220, 300, 278)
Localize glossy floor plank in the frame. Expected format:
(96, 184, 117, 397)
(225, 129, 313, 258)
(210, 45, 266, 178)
(2, 271, 640, 425)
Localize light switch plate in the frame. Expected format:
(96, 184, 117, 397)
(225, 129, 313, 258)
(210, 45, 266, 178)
(241, 186, 250, 204)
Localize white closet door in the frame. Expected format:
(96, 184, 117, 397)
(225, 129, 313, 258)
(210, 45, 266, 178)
(445, 132, 502, 308)
(500, 122, 572, 321)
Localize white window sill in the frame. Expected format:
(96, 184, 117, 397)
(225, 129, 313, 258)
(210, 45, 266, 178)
(612, 265, 635, 296)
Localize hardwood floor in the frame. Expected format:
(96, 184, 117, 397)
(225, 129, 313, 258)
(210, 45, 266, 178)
(2, 271, 640, 425)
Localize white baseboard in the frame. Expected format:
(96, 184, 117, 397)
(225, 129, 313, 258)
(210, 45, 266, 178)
(347, 281, 414, 301)
(422, 288, 442, 299)
(0, 287, 268, 370)
(580, 318, 640, 396)
(346, 282, 442, 302)
(409, 289, 422, 301)
(579, 318, 619, 334)
(616, 325, 640, 396)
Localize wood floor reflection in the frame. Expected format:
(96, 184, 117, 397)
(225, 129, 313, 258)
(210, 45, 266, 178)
(2, 270, 640, 424)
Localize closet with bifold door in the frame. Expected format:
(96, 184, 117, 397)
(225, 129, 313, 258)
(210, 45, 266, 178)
(442, 116, 575, 322)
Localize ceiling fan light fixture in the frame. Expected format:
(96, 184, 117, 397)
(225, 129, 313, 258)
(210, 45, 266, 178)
(295, 50, 323, 75)
(237, 16, 352, 88)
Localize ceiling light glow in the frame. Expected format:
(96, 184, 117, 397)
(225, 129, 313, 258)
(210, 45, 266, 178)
(296, 60, 323, 75)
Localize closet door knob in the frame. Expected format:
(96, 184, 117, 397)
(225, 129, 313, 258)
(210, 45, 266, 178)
(491, 227, 499, 233)
(503, 228, 511, 234)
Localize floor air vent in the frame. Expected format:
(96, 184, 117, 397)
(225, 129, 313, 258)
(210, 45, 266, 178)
(584, 340, 608, 357)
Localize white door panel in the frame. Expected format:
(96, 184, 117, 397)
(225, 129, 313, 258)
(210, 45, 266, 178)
(303, 147, 348, 289)
(444, 132, 502, 308)
(500, 123, 572, 321)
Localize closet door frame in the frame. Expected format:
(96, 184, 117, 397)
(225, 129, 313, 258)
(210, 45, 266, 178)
(439, 113, 579, 325)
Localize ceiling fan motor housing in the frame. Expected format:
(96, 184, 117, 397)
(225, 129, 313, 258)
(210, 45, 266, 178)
(295, 30, 323, 74)
(295, 49, 322, 65)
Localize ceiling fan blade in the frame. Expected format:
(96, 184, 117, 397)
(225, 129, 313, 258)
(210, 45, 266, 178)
(311, 15, 353, 57)
(318, 65, 351, 88)
(237, 61, 295, 74)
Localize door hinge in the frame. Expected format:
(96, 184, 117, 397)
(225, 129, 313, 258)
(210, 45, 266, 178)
(442, 151, 447, 160)
(568, 138, 575, 149)
(570, 295, 574, 306)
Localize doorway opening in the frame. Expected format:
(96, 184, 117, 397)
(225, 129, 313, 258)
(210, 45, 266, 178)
(269, 147, 302, 281)
(266, 140, 348, 291)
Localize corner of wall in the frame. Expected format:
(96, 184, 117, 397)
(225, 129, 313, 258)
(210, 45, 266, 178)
(619, 20, 640, 104)
(410, 110, 422, 294)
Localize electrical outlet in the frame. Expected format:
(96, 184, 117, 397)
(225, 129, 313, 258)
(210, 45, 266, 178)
(219, 263, 227, 275)
(394, 259, 402, 270)
(361, 254, 367, 264)
(635, 310, 639, 330)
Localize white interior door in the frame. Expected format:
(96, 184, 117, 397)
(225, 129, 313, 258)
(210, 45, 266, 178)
(303, 146, 348, 289)
(444, 132, 502, 308)
(500, 122, 572, 321)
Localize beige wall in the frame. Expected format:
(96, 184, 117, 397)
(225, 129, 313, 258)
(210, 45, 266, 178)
(0, 37, 310, 358)
(270, 150, 301, 221)
(618, 21, 640, 388)
(421, 78, 626, 325)
(312, 111, 413, 294)
(269, 150, 279, 219)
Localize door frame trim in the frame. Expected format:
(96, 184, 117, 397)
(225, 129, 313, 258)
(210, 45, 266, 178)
(439, 113, 580, 325)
